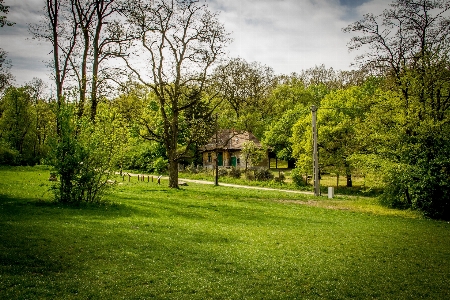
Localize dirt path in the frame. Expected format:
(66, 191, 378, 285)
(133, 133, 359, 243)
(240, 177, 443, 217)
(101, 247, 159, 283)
(120, 172, 314, 196)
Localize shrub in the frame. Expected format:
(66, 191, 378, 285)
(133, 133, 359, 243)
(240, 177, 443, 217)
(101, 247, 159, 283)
(229, 167, 242, 178)
(50, 104, 123, 204)
(381, 161, 450, 220)
(218, 168, 228, 177)
(291, 167, 307, 187)
(245, 171, 255, 181)
(254, 169, 274, 181)
(274, 172, 286, 183)
(152, 157, 168, 174)
(185, 163, 199, 174)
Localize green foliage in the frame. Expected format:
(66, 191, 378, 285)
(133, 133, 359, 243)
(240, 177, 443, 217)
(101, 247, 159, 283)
(290, 167, 307, 187)
(0, 86, 55, 165)
(121, 141, 166, 173)
(218, 168, 228, 177)
(0, 87, 34, 164)
(343, 0, 450, 219)
(228, 167, 242, 178)
(0, 140, 18, 165)
(241, 141, 266, 170)
(151, 157, 168, 174)
(50, 103, 125, 203)
(254, 168, 274, 181)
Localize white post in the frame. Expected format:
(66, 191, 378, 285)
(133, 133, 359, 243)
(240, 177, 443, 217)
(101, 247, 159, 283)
(328, 187, 334, 199)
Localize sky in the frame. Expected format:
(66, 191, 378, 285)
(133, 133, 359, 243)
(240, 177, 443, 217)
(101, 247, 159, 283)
(0, 0, 392, 87)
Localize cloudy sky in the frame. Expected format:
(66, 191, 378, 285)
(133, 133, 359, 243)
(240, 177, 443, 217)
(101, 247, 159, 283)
(0, 0, 391, 87)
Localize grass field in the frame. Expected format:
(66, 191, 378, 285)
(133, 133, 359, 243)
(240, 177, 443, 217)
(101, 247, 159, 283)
(1, 166, 450, 299)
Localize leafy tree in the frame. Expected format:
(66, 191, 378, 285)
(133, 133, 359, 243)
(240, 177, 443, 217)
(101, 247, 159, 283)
(0, 87, 34, 164)
(241, 141, 266, 172)
(212, 58, 277, 139)
(344, 0, 450, 218)
(263, 79, 320, 162)
(121, 0, 230, 188)
(291, 79, 381, 187)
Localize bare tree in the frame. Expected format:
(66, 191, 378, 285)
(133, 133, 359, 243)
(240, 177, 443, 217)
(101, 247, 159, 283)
(343, 0, 450, 117)
(30, 0, 79, 132)
(0, 0, 15, 93)
(122, 0, 230, 188)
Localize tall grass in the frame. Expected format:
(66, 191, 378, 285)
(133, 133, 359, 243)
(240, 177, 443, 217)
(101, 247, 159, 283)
(1, 166, 449, 299)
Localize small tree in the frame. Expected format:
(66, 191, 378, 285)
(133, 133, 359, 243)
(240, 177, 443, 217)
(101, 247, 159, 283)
(241, 141, 265, 172)
(50, 103, 125, 203)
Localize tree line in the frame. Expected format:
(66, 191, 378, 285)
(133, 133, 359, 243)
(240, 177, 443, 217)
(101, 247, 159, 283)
(1, 0, 450, 219)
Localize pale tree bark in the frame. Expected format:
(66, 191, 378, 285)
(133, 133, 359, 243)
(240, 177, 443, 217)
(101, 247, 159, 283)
(122, 0, 230, 188)
(30, 0, 78, 132)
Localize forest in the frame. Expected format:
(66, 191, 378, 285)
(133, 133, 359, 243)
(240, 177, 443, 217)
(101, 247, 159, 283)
(1, 0, 450, 219)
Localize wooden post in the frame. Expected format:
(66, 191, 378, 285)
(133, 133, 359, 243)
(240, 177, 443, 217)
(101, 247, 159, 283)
(312, 105, 320, 196)
(214, 114, 219, 186)
(138, 174, 140, 181)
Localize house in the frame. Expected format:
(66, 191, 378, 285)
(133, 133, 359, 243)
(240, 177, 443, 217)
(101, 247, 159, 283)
(200, 129, 269, 169)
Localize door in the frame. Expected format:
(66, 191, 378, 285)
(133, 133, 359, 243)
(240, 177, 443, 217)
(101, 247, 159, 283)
(218, 152, 223, 166)
(231, 156, 237, 167)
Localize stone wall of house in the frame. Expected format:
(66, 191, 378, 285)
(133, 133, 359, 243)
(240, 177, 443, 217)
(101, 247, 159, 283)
(202, 150, 269, 169)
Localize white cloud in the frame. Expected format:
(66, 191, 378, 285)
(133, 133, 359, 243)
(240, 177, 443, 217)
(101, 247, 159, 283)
(1, 0, 52, 86)
(0, 0, 393, 86)
(210, 0, 362, 75)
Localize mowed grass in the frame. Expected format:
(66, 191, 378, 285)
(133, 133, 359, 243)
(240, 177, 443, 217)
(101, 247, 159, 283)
(1, 167, 450, 299)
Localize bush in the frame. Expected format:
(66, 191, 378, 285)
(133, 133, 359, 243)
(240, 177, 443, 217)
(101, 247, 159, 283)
(254, 169, 273, 181)
(245, 171, 255, 181)
(381, 161, 450, 220)
(229, 167, 242, 179)
(185, 163, 200, 174)
(0, 142, 19, 165)
(50, 104, 123, 204)
(291, 167, 307, 187)
(152, 157, 168, 174)
(218, 168, 228, 177)
(274, 172, 285, 183)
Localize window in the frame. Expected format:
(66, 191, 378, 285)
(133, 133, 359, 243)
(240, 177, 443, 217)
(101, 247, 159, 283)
(208, 153, 212, 163)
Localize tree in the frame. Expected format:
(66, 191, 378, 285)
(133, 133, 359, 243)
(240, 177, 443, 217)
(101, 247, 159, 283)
(122, 0, 230, 188)
(0, 87, 34, 164)
(0, 0, 15, 93)
(263, 79, 322, 162)
(344, 0, 450, 218)
(27, 78, 56, 162)
(212, 58, 277, 138)
(31, 0, 125, 203)
(241, 141, 265, 172)
(72, 0, 122, 120)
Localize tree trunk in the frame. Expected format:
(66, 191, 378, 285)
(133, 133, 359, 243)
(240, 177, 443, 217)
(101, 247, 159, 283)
(78, 26, 89, 119)
(90, 1, 103, 121)
(346, 174, 352, 187)
(168, 156, 179, 188)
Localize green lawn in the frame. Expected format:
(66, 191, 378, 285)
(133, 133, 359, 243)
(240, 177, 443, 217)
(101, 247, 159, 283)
(1, 166, 450, 299)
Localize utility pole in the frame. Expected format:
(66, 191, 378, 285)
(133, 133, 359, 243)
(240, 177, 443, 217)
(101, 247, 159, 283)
(311, 105, 320, 196)
(214, 113, 219, 186)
